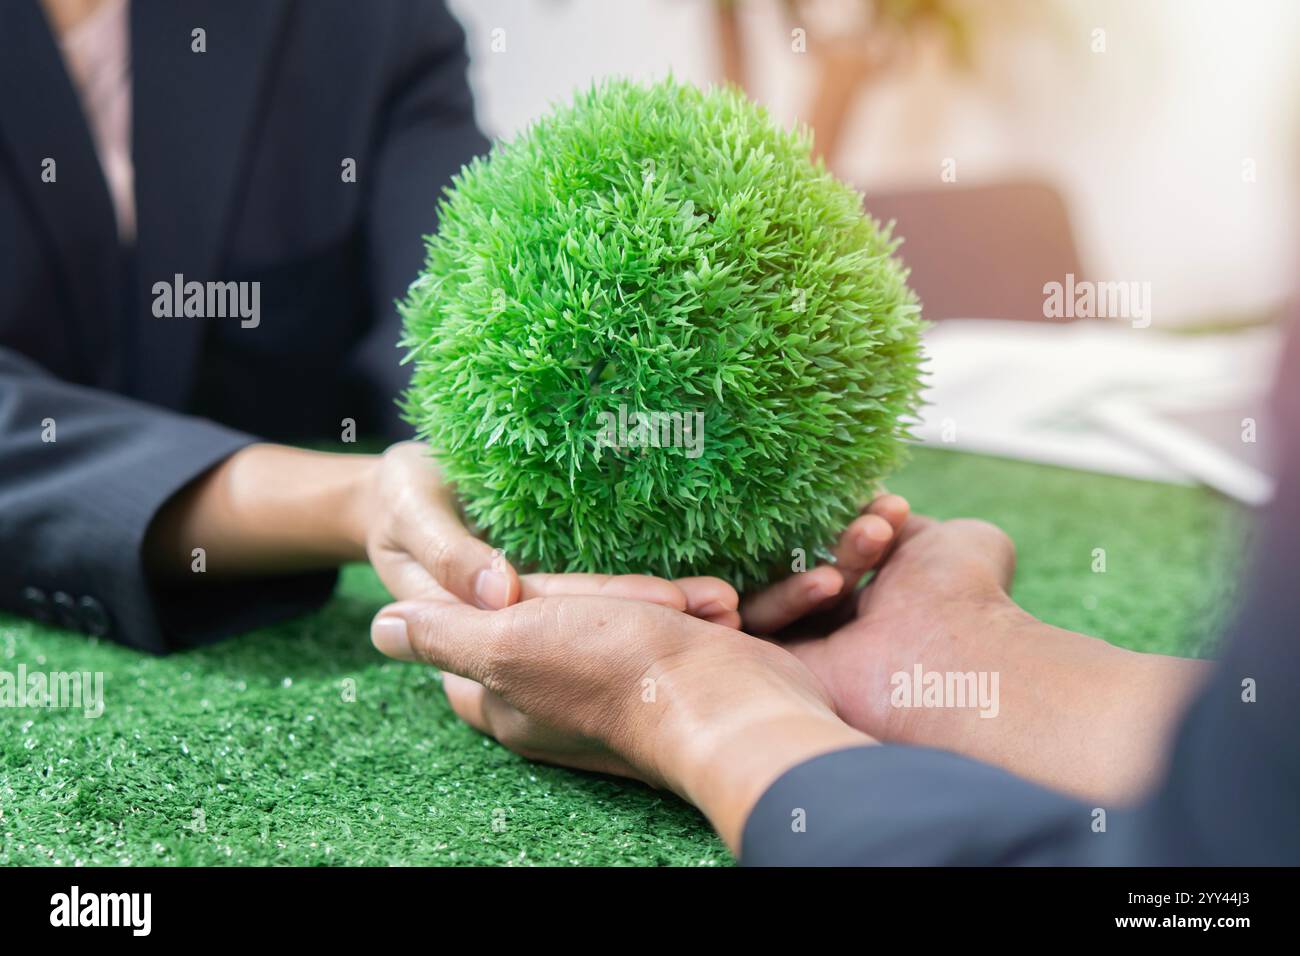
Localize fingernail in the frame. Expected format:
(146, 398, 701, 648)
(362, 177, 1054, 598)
(807, 577, 839, 599)
(474, 569, 511, 609)
(371, 616, 411, 658)
(696, 600, 729, 617)
(862, 519, 892, 547)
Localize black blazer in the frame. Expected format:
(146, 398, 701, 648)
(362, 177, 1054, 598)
(0, 0, 488, 652)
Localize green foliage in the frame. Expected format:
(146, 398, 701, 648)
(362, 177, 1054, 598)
(400, 78, 924, 587)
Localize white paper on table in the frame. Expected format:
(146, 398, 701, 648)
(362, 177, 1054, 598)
(910, 318, 1282, 495)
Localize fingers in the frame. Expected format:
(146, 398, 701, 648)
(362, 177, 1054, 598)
(375, 572, 736, 678)
(822, 495, 910, 598)
(517, 572, 740, 626)
(398, 496, 521, 610)
(830, 508, 902, 594)
(518, 572, 685, 609)
(889, 511, 939, 548)
(371, 551, 458, 604)
(441, 671, 490, 732)
(865, 492, 910, 530)
(741, 564, 843, 635)
(370, 600, 497, 677)
(673, 576, 741, 628)
(740, 493, 911, 634)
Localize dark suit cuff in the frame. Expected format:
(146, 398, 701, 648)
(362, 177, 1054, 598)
(68, 418, 334, 654)
(740, 744, 1089, 866)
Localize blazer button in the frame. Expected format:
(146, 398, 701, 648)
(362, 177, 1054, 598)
(78, 596, 112, 638)
(21, 586, 52, 623)
(52, 591, 79, 630)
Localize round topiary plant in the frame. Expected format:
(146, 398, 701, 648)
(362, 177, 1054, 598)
(399, 77, 924, 589)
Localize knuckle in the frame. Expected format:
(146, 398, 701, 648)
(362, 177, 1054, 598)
(383, 440, 423, 466)
(475, 629, 512, 694)
(949, 517, 1012, 549)
(941, 518, 1016, 589)
(402, 605, 443, 664)
(477, 600, 549, 692)
(420, 535, 459, 585)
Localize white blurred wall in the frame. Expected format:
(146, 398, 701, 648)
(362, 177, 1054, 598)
(448, 0, 1300, 325)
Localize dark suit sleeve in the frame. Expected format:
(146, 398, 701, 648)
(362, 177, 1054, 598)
(353, 0, 490, 441)
(0, 348, 337, 654)
(744, 326, 1300, 867)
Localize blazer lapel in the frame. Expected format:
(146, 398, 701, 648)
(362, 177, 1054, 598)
(129, 0, 291, 408)
(0, 0, 120, 387)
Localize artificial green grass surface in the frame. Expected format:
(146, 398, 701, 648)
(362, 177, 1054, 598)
(0, 448, 1249, 866)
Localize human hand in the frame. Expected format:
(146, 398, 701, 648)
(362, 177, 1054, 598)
(369, 591, 871, 851)
(747, 510, 1210, 802)
(739, 492, 912, 635)
(356, 442, 740, 624)
(777, 514, 1021, 740)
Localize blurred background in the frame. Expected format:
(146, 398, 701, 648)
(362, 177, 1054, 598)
(450, 0, 1300, 502)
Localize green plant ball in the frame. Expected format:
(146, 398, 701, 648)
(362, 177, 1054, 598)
(399, 77, 924, 589)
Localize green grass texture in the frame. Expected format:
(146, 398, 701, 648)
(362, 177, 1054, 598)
(0, 449, 1250, 866)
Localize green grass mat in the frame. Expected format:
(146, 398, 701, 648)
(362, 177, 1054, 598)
(0, 448, 1250, 866)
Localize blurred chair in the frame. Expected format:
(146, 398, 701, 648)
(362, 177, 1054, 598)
(863, 180, 1085, 322)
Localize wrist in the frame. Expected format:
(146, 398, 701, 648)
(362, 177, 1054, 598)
(665, 701, 874, 854)
(191, 445, 377, 573)
(334, 452, 380, 557)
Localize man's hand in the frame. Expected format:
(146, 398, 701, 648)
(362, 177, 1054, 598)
(740, 493, 912, 634)
(745, 510, 1211, 802)
(369, 592, 872, 852)
(775, 514, 1021, 739)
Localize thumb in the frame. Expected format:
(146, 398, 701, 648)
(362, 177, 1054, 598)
(370, 600, 499, 678)
(403, 498, 521, 609)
